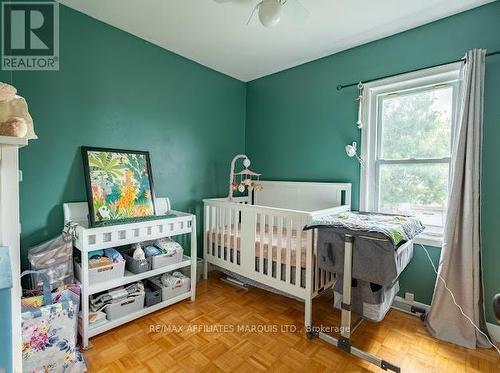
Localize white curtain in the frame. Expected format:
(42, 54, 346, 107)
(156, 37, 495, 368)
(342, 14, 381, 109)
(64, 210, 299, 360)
(425, 49, 492, 349)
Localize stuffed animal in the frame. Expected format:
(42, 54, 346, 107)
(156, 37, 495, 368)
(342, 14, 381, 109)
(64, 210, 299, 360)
(0, 82, 37, 139)
(0, 116, 28, 137)
(0, 82, 16, 102)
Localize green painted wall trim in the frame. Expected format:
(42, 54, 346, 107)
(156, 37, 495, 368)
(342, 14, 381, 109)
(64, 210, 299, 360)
(245, 2, 500, 324)
(0, 4, 246, 261)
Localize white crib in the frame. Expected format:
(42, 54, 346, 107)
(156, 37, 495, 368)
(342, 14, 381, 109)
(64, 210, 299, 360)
(203, 181, 351, 330)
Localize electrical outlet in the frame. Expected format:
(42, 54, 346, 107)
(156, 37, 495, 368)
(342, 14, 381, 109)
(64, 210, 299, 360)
(405, 292, 415, 303)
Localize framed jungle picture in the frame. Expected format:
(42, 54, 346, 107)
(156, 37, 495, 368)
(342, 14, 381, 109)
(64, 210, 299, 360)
(81, 146, 156, 226)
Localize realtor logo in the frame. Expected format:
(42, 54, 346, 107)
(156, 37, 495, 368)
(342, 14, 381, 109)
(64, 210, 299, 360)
(1, 1, 59, 70)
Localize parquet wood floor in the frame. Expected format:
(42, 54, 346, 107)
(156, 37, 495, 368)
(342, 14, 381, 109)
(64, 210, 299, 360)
(83, 272, 499, 372)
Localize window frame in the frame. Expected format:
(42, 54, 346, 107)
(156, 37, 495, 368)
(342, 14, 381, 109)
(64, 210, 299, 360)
(360, 63, 462, 246)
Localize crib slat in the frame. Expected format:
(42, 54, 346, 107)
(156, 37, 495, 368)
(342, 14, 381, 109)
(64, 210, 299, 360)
(277, 215, 283, 281)
(214, 206, 218, 257)
(221, 208, 224, 259)
(204, 205, 208, 257)
(259, 214, 266, 274)
(314, 229, 319, 292)
(208, 206, 213, 256)
(295, 219, 302, 287)
(216, 207, 221, 258)
(226, 208, 230, 256)
(268, 215, 273, 277)
(227, 207, 231, 262)
(228, 208, 233, 262)
(236, 206, 241, 265)
(230, 207, 234, 263)
(286, 219, 292, 284)
(233, 207, 237, 259)
(226, 207, 230, 247)
(224, 207, 229, 261)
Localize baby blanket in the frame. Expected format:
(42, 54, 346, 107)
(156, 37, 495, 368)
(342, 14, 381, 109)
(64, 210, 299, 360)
(306, 211, 424, 246)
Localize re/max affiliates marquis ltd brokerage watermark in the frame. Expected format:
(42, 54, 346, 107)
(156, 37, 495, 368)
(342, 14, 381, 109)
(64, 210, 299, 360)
(149, 323, 349, 334)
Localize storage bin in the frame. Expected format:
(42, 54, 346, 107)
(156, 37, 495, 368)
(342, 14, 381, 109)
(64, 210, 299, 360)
(181, 258, 204, 282)
(151, 272, 190, 301)
(105, 293, 145, 321)
(74, 259, 125, 285)
(144, 279, 162, 307)
(151, 248, 183, 270)
(333, 278, 399, 322)
(122, 249, 152, 274)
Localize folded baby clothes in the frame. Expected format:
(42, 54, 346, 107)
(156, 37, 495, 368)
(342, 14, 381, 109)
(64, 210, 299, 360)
(144, 245, 162, 257)
(90, 281, 144, 310)
(88, 250, 105, 260)
(155, 238, 183, 255)
(104, 248, 122, 262)
(88, 256, 113, 269)
(88, 248, 124, 269)
(160, 272, 186, 289)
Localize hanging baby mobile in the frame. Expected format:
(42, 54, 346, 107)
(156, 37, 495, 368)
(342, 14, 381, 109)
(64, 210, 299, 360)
(228, 154, 262, 200)
(345, 82, 365, 166)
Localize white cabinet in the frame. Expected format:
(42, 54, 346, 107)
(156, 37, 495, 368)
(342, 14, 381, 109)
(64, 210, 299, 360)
(0, 136, 28, 373)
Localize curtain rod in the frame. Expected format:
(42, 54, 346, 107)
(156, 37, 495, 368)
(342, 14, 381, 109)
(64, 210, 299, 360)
(336, 50, 500, 91)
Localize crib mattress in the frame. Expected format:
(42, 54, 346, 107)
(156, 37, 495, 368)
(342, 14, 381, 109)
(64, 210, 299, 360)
(208, 223, 311, 268)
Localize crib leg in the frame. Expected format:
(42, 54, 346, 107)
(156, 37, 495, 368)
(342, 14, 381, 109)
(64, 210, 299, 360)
(203, 258, 208, 280)
(305, 297, 312, 333)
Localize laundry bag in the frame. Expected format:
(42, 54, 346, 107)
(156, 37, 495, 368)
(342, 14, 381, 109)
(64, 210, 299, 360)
(21, 271, 86, 373)
(28, 224, 75, 291)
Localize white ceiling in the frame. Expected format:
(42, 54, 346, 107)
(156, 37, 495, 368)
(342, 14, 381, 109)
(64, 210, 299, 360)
(58, 0, 493, 82)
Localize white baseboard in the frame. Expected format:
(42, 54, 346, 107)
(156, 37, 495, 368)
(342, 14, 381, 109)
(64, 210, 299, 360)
(392, 296, 500, 342)
(392, 295, 430, 313)
(486, 321, 500, 342)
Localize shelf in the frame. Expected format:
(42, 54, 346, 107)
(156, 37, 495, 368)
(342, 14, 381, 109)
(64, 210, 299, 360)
(88, 256, 192, 295)
(74, 204, 198, 349)
(88, 291, 192, 338)
(0, 135, 28, 148)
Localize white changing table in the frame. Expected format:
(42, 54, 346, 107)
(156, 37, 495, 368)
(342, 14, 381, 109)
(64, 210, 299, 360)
(63, 201, 197, 349)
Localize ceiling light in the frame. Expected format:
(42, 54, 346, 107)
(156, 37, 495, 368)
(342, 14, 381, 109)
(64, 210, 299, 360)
(258, 0, 283, 28)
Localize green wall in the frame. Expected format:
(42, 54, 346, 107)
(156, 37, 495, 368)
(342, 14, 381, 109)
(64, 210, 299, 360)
(0, 5, 246, 262)
(245, 2, 500, 324)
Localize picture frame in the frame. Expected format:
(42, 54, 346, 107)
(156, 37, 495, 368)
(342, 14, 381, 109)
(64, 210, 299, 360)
(81, 146, 156, 227)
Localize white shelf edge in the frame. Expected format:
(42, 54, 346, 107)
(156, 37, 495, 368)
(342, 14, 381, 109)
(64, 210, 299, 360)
(0, 136, 28, 148)
(88, 257, 192, 295)
(77, 212, 193, 233)
(87, 291, 192, 337)
(77, 228, 193, 253)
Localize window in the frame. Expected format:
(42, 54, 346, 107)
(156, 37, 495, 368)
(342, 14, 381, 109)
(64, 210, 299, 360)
(360, 64, 461, 245)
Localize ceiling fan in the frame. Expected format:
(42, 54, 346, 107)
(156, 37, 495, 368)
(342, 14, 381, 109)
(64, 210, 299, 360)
(214, 0, 309, 28)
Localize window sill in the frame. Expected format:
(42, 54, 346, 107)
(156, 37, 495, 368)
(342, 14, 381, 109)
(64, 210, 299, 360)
(414, 234, 443, 248)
